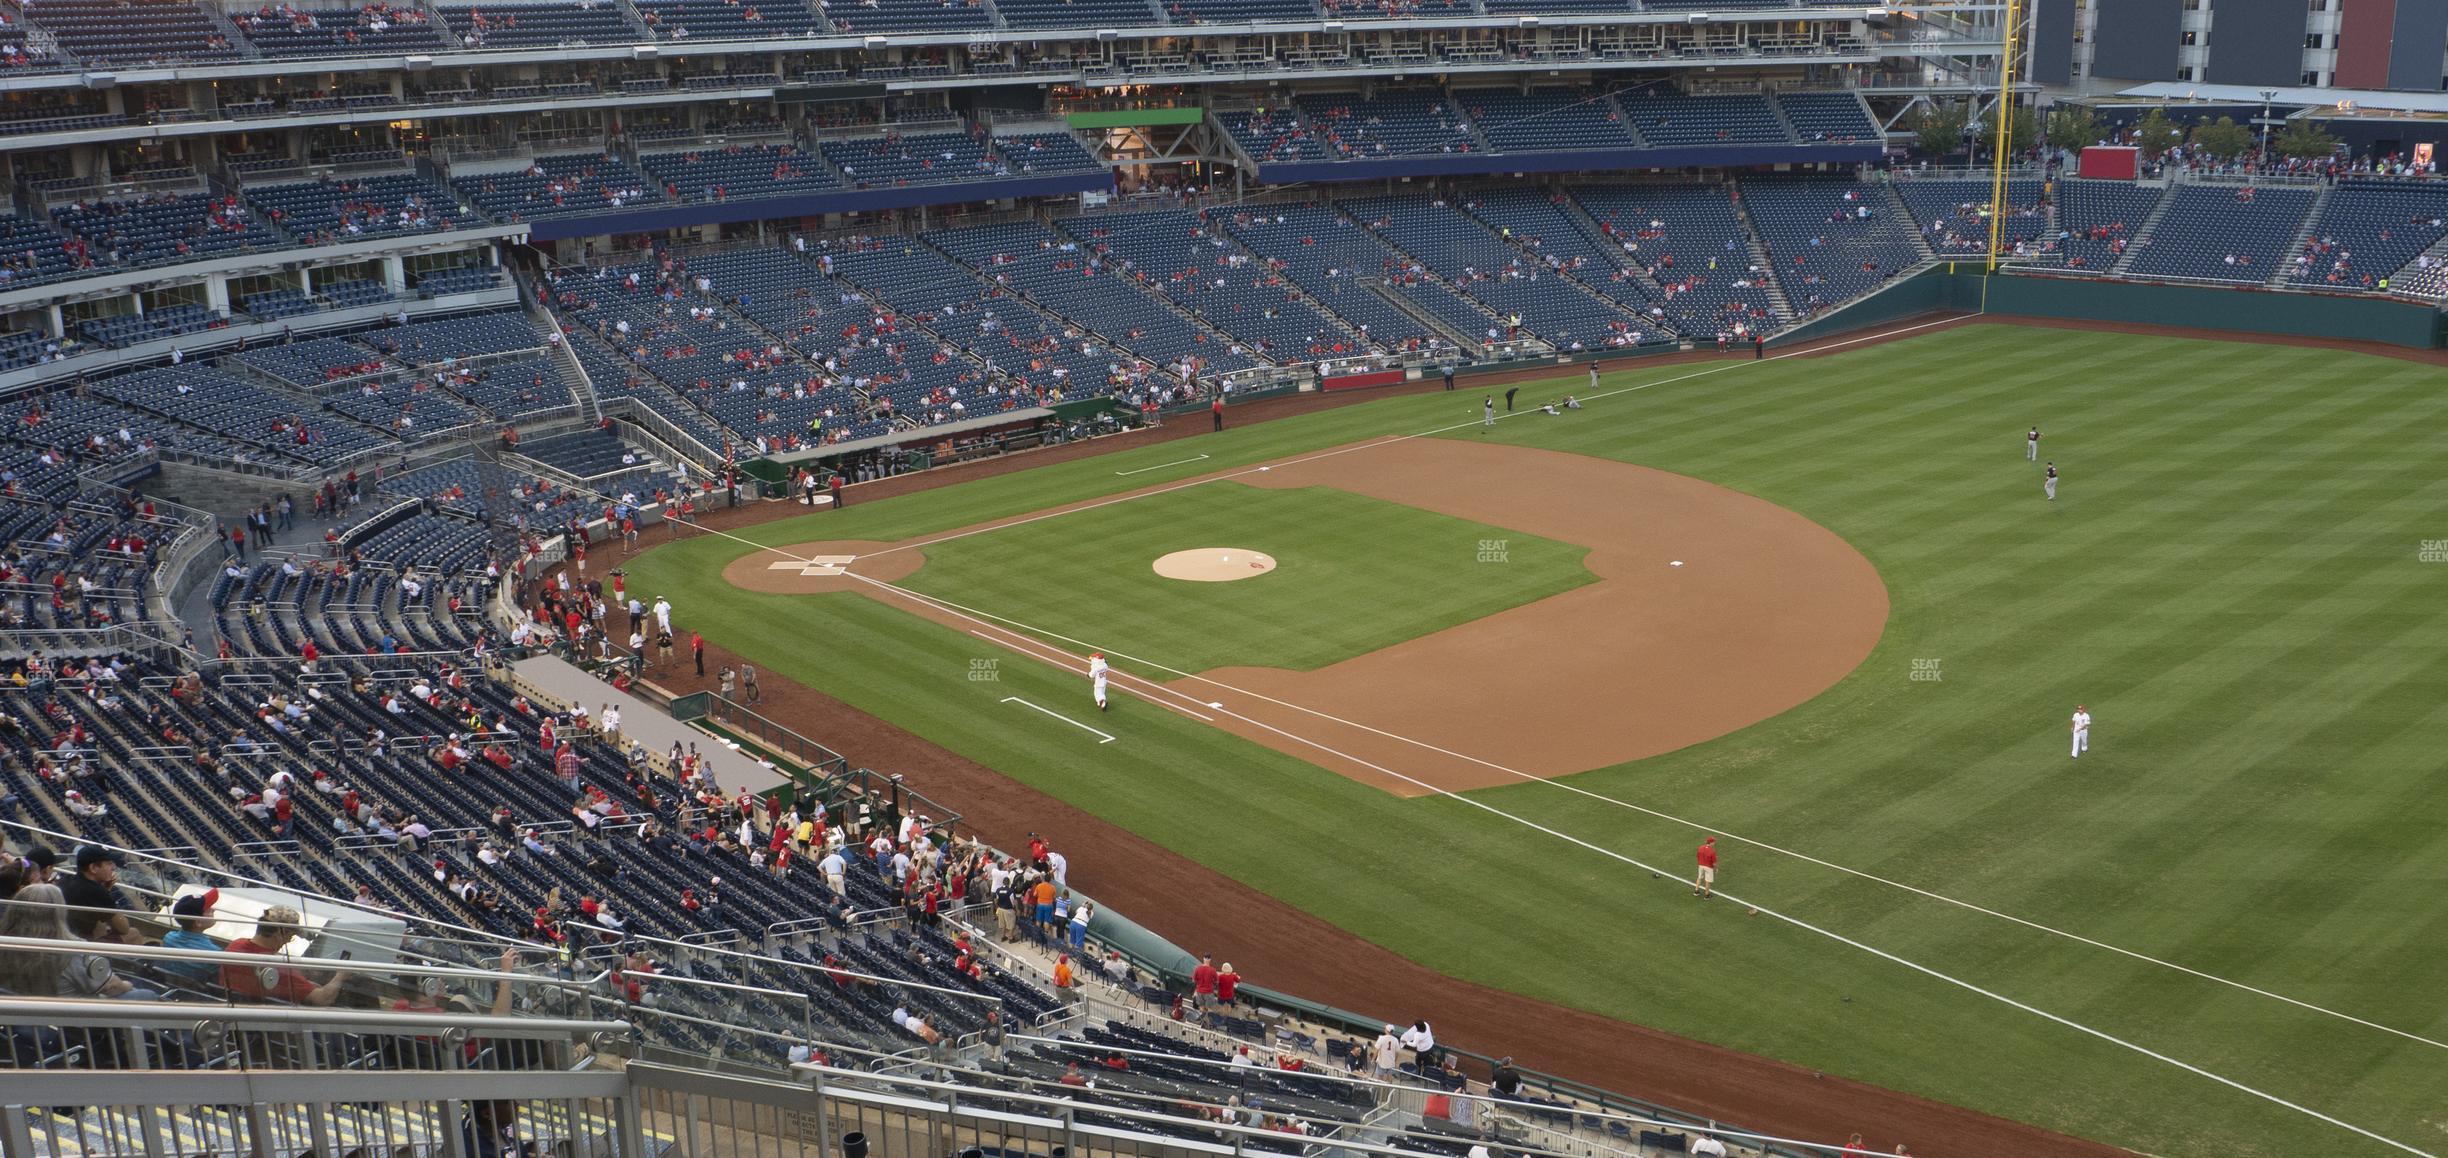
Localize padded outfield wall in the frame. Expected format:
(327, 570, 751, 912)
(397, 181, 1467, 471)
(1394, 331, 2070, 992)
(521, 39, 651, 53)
(1769, 267, 2446, 349)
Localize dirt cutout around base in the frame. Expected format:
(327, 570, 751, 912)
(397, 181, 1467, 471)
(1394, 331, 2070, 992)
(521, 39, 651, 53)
(721, 540, 925, 593)
(719, 437, 1887, 798)
(1173, 437, 1887, 794)
(1153, 548, 1278, 582)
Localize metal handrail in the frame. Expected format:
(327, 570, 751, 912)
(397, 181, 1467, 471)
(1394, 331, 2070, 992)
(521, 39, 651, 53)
(0, 994, 629, 1038)
(0, 817, 540, 958)
(0, 933, 587, 996)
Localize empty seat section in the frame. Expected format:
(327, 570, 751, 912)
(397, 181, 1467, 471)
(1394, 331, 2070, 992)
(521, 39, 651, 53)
(1224, 204, 1484, 349)
(23, 0, 242, 65)
(244, 173, 474, 243)
(1615, 90, 1788, 146)
(634, 0, 827, 39)
(1059, 210, 1362, 360)
(991, 132, 1100, 176)
(234, 4, 451, 55)
(1891, 178, 2048, 257)
(1341, 193, 1634, 351)
(1740, 179, 1926, 313)
(991, 0, 1157, 27)
(1456, 189, 1674, 340)
(438, 2, 645, 47)
(53, 192, 268, 268)
(1775, 91, 1878, 143)
(1460, 89, 1640, 154)
(2284, 180, 2448, 292)
(2053, 179, 2163, 273)
(1160, 0, 1316, 23)
(639, 144, 842, 203)
(453, 154, 663, 221)
(1569, 184, 1778, 333)
(2123, 184, 2315, 283)
(1220, 108, 1332, 163)
(819, 0, 994, 33)
(927, 221, 1257, 375)
(1295, 92, 1481, 158)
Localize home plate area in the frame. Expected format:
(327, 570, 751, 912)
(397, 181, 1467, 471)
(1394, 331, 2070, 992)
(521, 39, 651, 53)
(768, 556, 857, 577)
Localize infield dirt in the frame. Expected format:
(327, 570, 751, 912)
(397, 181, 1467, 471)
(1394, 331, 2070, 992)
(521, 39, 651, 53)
(562, 315, 2134, 1155)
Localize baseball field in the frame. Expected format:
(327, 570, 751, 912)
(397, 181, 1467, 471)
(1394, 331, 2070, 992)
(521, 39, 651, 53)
(619, 319, 2448, 1158)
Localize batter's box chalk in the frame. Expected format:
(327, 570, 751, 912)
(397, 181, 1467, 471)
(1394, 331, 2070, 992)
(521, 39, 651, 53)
(769, 556, 857, 577)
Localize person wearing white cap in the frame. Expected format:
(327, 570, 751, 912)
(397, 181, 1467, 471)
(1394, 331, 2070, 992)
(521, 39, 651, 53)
(1087, 651, 1109, 711)
(1371, 1024, 1402, 1079)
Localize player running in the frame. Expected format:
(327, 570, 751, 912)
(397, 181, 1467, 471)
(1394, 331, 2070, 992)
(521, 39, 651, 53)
(1088, 652, 1110, 712)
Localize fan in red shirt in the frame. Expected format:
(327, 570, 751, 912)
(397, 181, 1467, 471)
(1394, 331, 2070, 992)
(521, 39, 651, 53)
(221, 905, 350, 1005)
(1190, 955, 1219, 1012)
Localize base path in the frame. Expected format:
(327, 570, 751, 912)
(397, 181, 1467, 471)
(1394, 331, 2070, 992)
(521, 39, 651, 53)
(722, 437, 1887, 797)
(572, 316, 2134, 1156)
(1178, 437, 1886, 794)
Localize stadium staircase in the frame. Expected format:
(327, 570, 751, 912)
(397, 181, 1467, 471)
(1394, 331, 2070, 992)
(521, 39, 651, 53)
(1762, 94, 1803, 143)
(202, 4, 266, 58)
(1551, 189, 1679, 305)
(1106, 216, 1383, 353)
(1720, 186, 1796, 321)
(2107, 183, 2179, 277)
(2382, 230, 2448, 299)
(1449, 195, 1671, 339)
(2265, 181, 2335, 289)
(526, 291, 606, 425)
(916, 228, 1260, 371)
(612, 0, 656, 38)
(1880, 181, 1938, 263)
(1326, 199, 1543, 351)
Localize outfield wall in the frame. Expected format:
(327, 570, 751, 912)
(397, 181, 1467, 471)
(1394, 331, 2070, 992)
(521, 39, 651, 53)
(1770, 268, 2446, 350)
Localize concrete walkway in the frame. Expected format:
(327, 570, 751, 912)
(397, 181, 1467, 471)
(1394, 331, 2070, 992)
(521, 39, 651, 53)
(508, 652, 781, 795)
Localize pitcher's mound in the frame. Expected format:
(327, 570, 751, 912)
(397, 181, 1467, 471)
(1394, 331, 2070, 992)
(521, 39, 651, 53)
(1155, 548, 1278, 582)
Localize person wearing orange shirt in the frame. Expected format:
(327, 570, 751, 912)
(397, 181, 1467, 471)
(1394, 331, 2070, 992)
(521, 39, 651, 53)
(1030, 877, 1058, 939)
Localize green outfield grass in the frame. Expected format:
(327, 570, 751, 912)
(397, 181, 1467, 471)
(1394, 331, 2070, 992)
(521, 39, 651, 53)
(622, 324, 2448, 1158)
(897, 483, 1596, 671)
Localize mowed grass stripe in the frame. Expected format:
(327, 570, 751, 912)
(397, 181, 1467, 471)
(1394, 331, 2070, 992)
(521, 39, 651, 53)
(627, 325, 2446, 1158)
(890, 483, 1597, 674)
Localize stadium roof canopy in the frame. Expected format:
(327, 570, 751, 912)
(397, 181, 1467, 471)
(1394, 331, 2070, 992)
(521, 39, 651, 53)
(2115, 81, 2448, 117)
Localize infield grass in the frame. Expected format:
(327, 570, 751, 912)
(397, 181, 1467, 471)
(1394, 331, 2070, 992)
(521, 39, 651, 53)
(897, 483, 1597, 671)
(624, 324, 2448, 1158)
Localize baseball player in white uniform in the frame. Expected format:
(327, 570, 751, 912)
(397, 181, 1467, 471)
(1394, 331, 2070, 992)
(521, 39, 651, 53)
(2044, 461, 2059, 502)
(1088, 652, 1109, 711)
(2026, 425, 2040, 461)
(1482, 397, 1496, 429)
(2070, 704, 2091, 758)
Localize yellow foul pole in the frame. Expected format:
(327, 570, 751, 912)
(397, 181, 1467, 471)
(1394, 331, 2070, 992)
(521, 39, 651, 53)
(1986, 0, 2022, 272)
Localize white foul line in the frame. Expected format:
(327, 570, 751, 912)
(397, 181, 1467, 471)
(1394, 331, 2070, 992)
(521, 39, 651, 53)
(1115, 453, 1212, 476)
(590, 311, 2431, 1153)
(857, 569, 2434, 1158)
(851, 311, 1978, 564)
(974, 629, 1212, 721)
(998, 696, 1115, 744)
